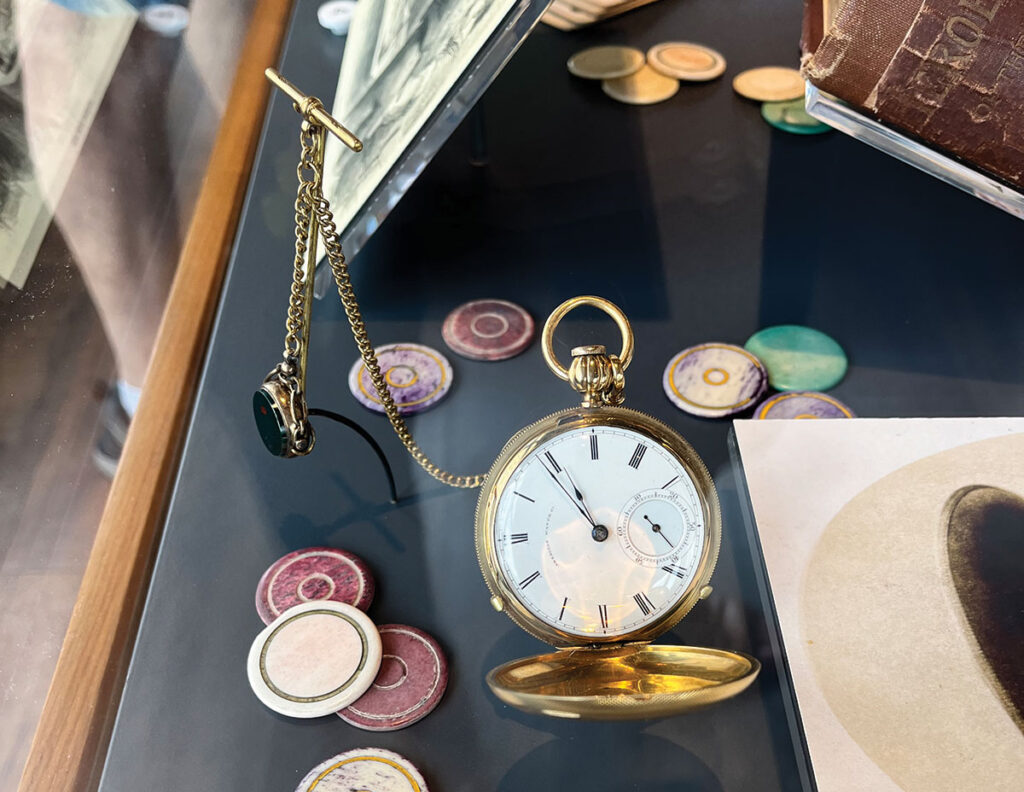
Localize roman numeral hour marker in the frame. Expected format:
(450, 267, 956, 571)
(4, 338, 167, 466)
(633, 592, 655, 616)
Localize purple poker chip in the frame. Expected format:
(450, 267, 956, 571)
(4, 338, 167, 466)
(294, 747, 428, 791)
(255, 547, 374, 625)
(754, 391, 855, 419)
(442, 299, 534, 361)
(348, 343, 453, 414)
(663, 342, 768, 418)
(338, 624, 449, 731)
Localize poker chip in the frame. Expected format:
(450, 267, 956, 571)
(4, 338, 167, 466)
(317, 0, 356, 36)
(663, 343, 768, 418)
(761, 98, 831, 135)
(349, 343, 453, 414)
(754, 391, 855, 419)
(442, 299, 534, 361)
(567, 46, 645, 80)
(339, 624, 449, 731)
(602, 64, 680, 105)
(247, 601, 381, 718)
(732, 66, 804, 102)
(294, 747, 428, 791)
(140, 4, 190, 37)
(745, 325, 848, 391)
(647, 42, 726, 82)
(255, 547, 375, 625)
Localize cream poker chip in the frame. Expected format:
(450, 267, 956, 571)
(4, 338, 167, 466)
(602, 64, 679, 105)
(247, 601, 382, 718)
(647, 42, 726, 82)
(732, 66, 804, 102)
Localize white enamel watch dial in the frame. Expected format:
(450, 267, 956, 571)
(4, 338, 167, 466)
(491, 424, 707, 639)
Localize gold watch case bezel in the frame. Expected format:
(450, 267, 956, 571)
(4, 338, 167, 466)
(475, 404, 722, 649)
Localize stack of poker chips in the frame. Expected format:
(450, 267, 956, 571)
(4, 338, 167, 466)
(247, 547, 449, 731)
(567, 42, 727, 105)
(731, 66, 831, 135)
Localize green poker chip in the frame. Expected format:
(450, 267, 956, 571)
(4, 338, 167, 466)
(761, 99, 831, 135)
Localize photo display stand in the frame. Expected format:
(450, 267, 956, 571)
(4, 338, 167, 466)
(313, 0, 551, 298)
(805, 83, 1024, 221)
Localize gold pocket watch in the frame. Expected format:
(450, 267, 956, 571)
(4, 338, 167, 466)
(475, 296, 760, 720)
(259, 75, 757, 720)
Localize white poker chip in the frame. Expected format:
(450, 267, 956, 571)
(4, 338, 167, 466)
(318, 0, 356, 36)
(294, 747, 429, 791)
(663, 342, 768, 418)
(140, 4, 190, 37)
(247, 601, 382, 718)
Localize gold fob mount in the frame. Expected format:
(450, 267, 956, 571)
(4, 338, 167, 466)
(253, 70, 479, 490)
(252, 69, 363, 458)
(475, 296, 760, 720)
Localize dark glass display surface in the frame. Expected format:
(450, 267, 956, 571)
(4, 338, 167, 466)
(98, 1, 1024, 790)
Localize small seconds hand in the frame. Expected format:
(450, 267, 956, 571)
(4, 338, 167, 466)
(644, 515, 675, 548)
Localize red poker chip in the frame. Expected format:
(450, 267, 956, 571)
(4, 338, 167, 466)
(255, 547, 375, 625)
(442, 299, 534, 361)
(338, 624, 449, 731)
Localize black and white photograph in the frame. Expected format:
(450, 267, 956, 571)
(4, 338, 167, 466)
(321, 0, 516, 242)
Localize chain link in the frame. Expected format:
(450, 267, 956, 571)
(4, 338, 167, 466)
(282, 125, 320, 362)
(294, 123, 485, 489)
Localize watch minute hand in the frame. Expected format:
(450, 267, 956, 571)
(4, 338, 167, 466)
(542, 462, 596, 527)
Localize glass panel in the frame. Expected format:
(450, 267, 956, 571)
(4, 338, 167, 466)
(0, 1, 253, 786)
(90, 0, 1024, 790)
(805, 83, 1024, 221)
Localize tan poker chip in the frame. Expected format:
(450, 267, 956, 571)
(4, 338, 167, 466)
(647, 42, 726, 82)
(602, 64, 679, 105)
(567, 45, 645, 80)
(732, 66, 804, 102)
(550, 0, 597, 25)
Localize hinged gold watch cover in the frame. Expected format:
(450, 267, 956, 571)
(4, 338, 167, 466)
(476, 296, 760, 720)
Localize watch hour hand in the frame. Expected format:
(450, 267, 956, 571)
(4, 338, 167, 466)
(542, 462, 596, 528)
(562, 467, 598, 526)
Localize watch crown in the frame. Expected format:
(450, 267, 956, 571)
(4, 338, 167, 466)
(490, 595, 504, 612)
(568, 346, 625, 407)
(699, 585, 713, 600)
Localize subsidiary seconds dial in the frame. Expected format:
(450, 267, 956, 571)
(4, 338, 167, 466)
(617, 488, 701, 568)
(492, 425, 708, 639)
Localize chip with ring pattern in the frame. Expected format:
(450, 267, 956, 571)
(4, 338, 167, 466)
(339, 624, 449, 731)
(294, 747, 429, 791)
(663, 342, 768, 418)
(754, 391, 854, 419)
(349, 342, 453, 414)
(255, 546, 375, 625)
(442, 299, 534, 361)
(247, 601, 382, 718)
